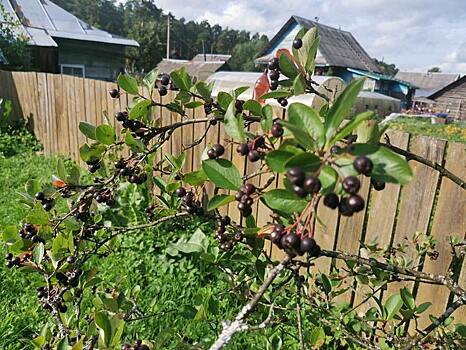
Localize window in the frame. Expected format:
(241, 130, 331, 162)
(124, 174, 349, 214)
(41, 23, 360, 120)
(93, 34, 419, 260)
(61, 64, 85, 78)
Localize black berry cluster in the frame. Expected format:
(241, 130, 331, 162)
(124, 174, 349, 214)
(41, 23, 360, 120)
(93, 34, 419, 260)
(18, 222, 44, 243)
(94, 189, 115, 206)
(158, 74, 171, 97)
(235, 183, 256, 217)
(267, 57, 280, 91)
(86, 157, 101, 173)
(117, 161, 147, 185)
(35, 191, 54, 211)
(236, 136, 266, 163)
(115, 111, 155, 141)
(5, 252, 23, 268)
(55, 266, 82, 287)
(235, 99, 244, 113)
(207, 143, 225, 159)
(176, 187, 203, 215)
(215, 215, 242, 251)
(122, 340, 150, 350)
(270, 224, 321, 257)
(38, 285, 69, 314)
(287, 167, 322, 198)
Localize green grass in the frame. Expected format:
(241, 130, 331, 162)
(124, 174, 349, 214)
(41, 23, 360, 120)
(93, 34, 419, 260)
(387, 116, 466, 143)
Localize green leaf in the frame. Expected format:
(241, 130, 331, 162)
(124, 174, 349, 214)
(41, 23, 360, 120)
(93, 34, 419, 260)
(292, 74, 307, 95)
(143, 67, 159, 90)
(95, 311, 112, 347)
(328, 111, 374, 147)
(170, 67, 191, 91)
(279, 120, 315, 150)
(309, 326, 326, 348)
(117, 73, 139, 95)
(184, 101, 203, 109)
(57, 337, 69, 350)
(262, 189, 308, 214)
(2, 225, 20, 244)
(195, 81, 212, 101)
(288, 102, 325, 147)
(25, 179, 41, 197)
(319, 165, 338, 194)
(260, 90, 291, 100)
(279, 53, 299, 79)
(384, 293, 403, 320)
(31, 335, 46, 348)
(202, 159, 242, 190)
(79, 122, 97, 140)
(207, 195, 235, 211)
(233, 86, 250, 98)
(79, 143, 105, 163)
(32, 243, 44, 265)
(57, 158, 66, 181)
(224, 100, 245, 142)
(400, 287, 415, 310)
(351, 144, 413, 185)
(125, 132, 145, 153)
(415, 302, 432, 314)
(183, 169, 208, 186)
(325, 77, 365, 141)
(321, 274, 332, 295)
(72, 338, 84, 350)
(129, 99, 151, 120)
(455, 324, 466, 338)
(95, 125, 116, 145)
(26, 205, 49, 225)
(243, 100, 262, 116)
(217, 92, 234, 110)
(261, 104, 274, 132)
(265, 150, 296, 173)
(284, 152, 321, 172)
(271, 334, 283, 350)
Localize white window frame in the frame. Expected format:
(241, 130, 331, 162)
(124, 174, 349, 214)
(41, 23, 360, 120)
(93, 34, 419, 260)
(60, 64, 85, 78)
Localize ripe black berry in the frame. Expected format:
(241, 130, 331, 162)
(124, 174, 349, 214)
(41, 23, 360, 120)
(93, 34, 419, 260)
(293, 38, 303, 49)
(268, 57, 279, 71)
(323, 193, 339, 209)
(347, 194, 365, 212)
(287, 167, 305, 186)
(186, 206, 196, 214)
(274, 224, 285, 234)
(109, 89, 119, 99)
(342, 176, 361, 194)
(88, 163, 100, 173)
(300, 237, 316, 254)
(241, 183, 256, 195)
(207, 148, 217, 159)
(353, 156, 373, 176)
(114, 159, 126, 169)
(176, 187, 187, 197)
(212, 144, 225, 157)
(269, 70, 280, 81)
(309, 243, 321, 258)
(35, 192, 45, 201)
(238, 203, 252, 217)
(43, 202, 53, 212)
(283, 232, 300, 250)
(220, 216, 231, 226)
(338, 197, 353, 217)
(5, 253, 13, 260)
(122, 119, 134, 129)
(271, 123, 283, 137)
(248, 150, 260, 162)
(235, 99, 244, 113)
(278, 98, 288, 107)
(293, 185, 307, 198)
(158, 86, 168, 96)
(221, 241, 233, 251)
(270, 80, 279, 90)
(303, 176, 321, 194)
(237, 143, 249, 156)
(270, 230, 283, 243)
(160, 74, 170, 86)
(115, 111, 127, 121)
(330, 145, 342, 154)
(371, 179, 386, 191)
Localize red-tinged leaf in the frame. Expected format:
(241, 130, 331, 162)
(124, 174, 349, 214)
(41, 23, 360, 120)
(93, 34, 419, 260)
(51, 175, 66, 188)
(253, 71, 270, 103)
(276, 48, 304, 74)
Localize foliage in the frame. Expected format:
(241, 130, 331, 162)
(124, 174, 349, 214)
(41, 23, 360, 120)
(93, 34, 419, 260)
(427, 67, 442, 73)
(0, 3, 30, 70)
(373, 58, 399, 77)
(387, 116, 466, 143)
(1, 27, 466, 350)
(50, 0, 268, 72)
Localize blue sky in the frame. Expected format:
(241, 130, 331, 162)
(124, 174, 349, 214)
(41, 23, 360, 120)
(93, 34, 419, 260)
(144, 0, 466, 74)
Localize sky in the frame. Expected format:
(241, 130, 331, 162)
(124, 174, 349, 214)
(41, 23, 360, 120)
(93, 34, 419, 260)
(143, 0, 466, 74)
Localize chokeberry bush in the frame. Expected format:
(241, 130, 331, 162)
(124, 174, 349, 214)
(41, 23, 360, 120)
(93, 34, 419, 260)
(2, 27, 466, 350)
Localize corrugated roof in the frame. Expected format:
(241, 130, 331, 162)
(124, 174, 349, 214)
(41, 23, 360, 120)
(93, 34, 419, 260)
(428, 74, 466, 100)
(191, 54, 231, 62)
(2, 0, 139, 47)
(256, 16, 381, 73)
(348, 68, 415, 88)
(394, 72, 460, 97)
(156, 59, 228, 81)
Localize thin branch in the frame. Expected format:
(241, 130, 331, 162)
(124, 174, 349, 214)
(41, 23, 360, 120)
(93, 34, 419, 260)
(209, 255, 292, 350)
(383, 142, 465, 190)
(296, 277, 306, 350)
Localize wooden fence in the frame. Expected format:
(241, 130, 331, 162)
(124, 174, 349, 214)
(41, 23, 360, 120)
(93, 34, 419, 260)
(1, 70, 465, 326)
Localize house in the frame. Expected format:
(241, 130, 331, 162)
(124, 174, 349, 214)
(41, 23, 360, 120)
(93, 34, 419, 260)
(255, 16, 414, 108)
(395, 72, 461, 98)
(1, 0, 139, 81)
(156, 54, 231, 82)
(428, 75, 466, 120)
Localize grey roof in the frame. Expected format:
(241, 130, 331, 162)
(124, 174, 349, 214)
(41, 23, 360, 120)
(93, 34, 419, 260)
(256, 16, 381, 73)
(191, 54, 231, 62)
(156, 59, 228, 81)
(428, 75, 466, 100)
(394, 72, 460, 97)
(1, 0, 138, 47)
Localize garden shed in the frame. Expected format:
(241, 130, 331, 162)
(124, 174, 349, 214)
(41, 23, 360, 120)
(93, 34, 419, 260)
(1, 0, 139, 81)
(395, 71, 460, 98)
(428, 75, 466, 120)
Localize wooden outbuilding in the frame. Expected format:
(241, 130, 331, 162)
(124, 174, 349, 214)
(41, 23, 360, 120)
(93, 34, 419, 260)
(428, 75, 466, 121)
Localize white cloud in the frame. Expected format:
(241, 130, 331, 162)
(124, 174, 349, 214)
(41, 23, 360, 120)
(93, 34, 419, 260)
(148, 0, 466, 74)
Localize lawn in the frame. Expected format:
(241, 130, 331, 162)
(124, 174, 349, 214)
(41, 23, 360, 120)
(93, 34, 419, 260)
(387, 116, 466, 143)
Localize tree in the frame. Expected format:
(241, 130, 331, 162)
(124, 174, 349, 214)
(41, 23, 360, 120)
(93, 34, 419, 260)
(229, 34, 269, 72)
(373, 58, 399, 77)
(0, 3, 30, 70)
(2, 28, 466, 350)
(428, 66, 442, 73)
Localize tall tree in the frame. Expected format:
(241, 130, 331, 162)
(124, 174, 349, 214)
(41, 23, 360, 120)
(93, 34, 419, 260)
(229, 34, 269, 72)
(373, 58, 399, 77)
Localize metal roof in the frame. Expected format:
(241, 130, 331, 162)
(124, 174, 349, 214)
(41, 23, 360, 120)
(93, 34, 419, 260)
(1, 0, 139, 47)
(191, 54, 231, 62)
(256, 16, 381, 73)
(394, 71, 460, 96)
(348, 68, 415, 88)
(156, 58, 228, 81)
(428, 74, 466, 100)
